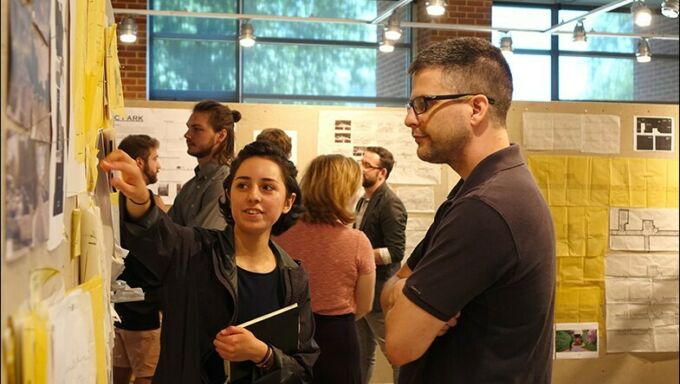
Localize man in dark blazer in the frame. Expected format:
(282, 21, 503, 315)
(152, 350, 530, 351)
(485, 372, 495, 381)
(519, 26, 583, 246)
(354, 146, 407, 384)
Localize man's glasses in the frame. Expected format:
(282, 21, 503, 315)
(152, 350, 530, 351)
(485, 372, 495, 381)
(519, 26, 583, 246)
(406, 94, 496, 116)
(359, 160, 382, 170)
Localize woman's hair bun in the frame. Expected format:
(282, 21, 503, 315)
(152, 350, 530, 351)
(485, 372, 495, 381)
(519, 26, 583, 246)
(231, 110, 242, 123)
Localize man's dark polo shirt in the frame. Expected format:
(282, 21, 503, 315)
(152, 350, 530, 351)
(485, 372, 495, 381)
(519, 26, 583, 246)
(400, 144, 556, 384)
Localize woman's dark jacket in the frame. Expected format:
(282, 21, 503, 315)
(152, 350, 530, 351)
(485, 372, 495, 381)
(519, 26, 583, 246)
(121, 196, 319, 383)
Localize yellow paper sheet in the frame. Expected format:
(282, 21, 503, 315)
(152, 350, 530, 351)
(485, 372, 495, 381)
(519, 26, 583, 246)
(72, 0, 88, 162)
(589, 157, 611, 206)
(71, 207, 82, 259)
(78, 276, 107, 384)
(528, 156, 567, 206)
(567, 157, 590, 206)
(550, 206, 569, 257)
(555, 285, 603, 324)
(585, 207, 608, 257)
(21, 312, 48, 384)
(105, 24, 125, 119)
(528, 155, 679, 331)
(667, 161, 679, 207)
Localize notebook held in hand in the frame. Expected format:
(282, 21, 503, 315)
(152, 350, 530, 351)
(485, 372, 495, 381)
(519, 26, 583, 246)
(225, 303, 300, 383)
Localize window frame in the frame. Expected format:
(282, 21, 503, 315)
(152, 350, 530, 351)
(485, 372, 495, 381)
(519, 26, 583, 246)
(493, 1, 679, 103)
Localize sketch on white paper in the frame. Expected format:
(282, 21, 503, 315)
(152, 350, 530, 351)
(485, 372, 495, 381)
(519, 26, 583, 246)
(522, 112, 620, 154)
(609, 208, 679, 252)
(605, 251, 679, 352)
(47, 289, 97, 383)
(395, 186, 435, 212)
(606, 252, 679, 279)
(114, 108, 197, 205)
(318, 110, 441, 185)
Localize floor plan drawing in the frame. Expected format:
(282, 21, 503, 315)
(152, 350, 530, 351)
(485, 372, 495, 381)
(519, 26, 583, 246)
(609, 208, 679, 252)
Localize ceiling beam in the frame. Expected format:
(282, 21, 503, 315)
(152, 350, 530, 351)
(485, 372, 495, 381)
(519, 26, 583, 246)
(543, 0, 634, 33)
(113, 6, 679, 41)
(113, 8, 371, 26)
(370, 0, 414, 24)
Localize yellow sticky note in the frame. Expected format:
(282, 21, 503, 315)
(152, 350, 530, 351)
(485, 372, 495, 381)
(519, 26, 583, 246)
(589, 157, 610, 206)
(86, 146, 100, 193)
(71, 208, 82, 259)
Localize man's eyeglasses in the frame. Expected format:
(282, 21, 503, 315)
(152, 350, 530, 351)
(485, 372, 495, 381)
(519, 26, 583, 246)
(406, 94, 496, 116)
(359, 160, 382, 170)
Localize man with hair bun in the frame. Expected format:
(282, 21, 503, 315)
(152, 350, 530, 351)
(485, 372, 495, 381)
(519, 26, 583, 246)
(169, 100, 241, 229)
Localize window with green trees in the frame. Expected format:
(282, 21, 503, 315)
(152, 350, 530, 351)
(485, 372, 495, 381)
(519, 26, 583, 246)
(148, 1, 411, 106)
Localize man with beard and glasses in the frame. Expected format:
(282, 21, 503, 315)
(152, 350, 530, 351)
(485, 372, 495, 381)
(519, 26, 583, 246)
(114, 134, 168, 384)
(353, 146, 407, 384)
(381, 38, 555, 384)
(169, 100, 241, 230)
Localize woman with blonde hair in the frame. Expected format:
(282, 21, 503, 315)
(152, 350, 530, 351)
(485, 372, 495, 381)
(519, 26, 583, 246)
(275, 154, 376, 384)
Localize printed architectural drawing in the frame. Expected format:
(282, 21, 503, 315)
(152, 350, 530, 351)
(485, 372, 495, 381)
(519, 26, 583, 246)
(609, 208, 679, 252)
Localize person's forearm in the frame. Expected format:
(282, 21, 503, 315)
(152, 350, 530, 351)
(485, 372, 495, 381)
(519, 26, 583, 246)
(380, 275, 406, 314)
(125, 190, 152, 220)
(373, 249, 383, 265)
(380, 264, 412, 313)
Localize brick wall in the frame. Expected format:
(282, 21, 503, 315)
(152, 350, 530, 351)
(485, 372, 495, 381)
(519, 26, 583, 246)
(113, 0, 147, 100)
(413, 0, 492, 51)
(634, 15, 680, 102)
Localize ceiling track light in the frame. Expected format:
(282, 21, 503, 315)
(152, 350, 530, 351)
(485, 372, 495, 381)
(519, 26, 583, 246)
(636, 37, 652, 62)
(378, 28, 395, 53)
(239, 22, 256, 48)
(572, 19, 588, 47)
(426, 0, 447, 16)
(661, 0, 679, 18)
(631, 0, 653, 27)
(500, 34, 513, 57)
(118, 16, 137, 44)
(384, 13, 402, 41)
(379, 39, 395, 53)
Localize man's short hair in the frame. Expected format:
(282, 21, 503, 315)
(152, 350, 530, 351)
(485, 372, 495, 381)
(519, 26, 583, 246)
(118, 134, 159, 161)
(408, 37, 513, 125)
(256, 128, 292, 158)
(366, 146, 395, 179)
